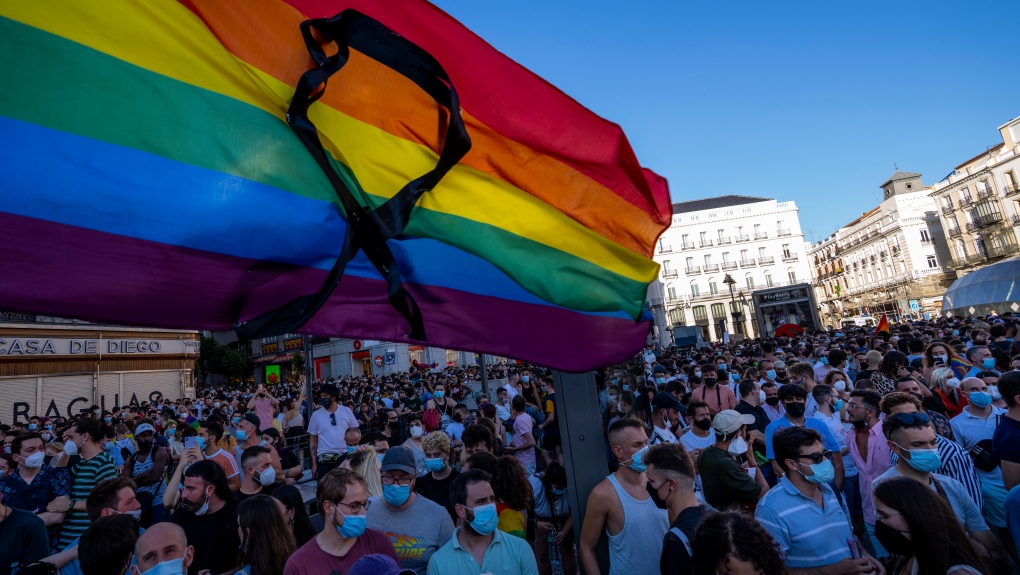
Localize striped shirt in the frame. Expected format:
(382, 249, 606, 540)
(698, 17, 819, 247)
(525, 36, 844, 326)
(889, 435, 982, 509)
(755, 477, 854, 569)
(57, 452, 117, 549)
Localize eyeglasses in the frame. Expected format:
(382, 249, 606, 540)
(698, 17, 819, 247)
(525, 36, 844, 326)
(381, 475, 414, 487)
(875, 511, 903, 522)
(796, 450, 833, 464)
(335, 500, 371, 514)
(846, 403, 870, 411)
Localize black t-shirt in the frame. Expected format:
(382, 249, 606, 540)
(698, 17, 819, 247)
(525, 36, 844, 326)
(734, 400, 769, 434)
(414, 469, 461, 521)
(0, 507, 49, 575)
(233, 482, 277, 505)
(660, 505, 710, 575)
(173, 500, 240, 575)
(280, 448, 300, 471)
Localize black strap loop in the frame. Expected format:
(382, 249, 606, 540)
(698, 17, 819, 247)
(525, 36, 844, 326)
(234, 9, 470, 342)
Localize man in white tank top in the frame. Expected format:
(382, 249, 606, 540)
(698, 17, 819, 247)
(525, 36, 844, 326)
(579, 418, 669, 575)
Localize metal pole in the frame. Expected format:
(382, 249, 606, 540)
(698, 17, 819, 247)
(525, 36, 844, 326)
(479, 353, 490, 398)
(303, 335, 314, 429)
(552, 370, 610, 575)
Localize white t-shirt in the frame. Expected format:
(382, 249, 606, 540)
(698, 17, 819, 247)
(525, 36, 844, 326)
(679, 429, 714, 453)
(503, 383, 520, 399)
(306, 405, 359, 456)
(649, 425, 678, 446)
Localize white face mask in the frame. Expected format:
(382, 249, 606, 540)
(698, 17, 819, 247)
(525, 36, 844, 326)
(834, 380, 847, 392)
(64, 437, 83, 456)
(946, 377, 961, 389)
(409, 425, 424, 438)
(758, 390, 767, 403)
(728, 436, 748, 455)
(112, 507, 143, 520)
(254, 466, 276, 486)
(20, 451, 45, 469)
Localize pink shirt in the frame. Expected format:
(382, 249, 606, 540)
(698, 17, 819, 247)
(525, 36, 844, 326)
(283, 529, 399, 575)
(513, 414, 537, 466)
(691, 384, 737, 415)
(844, 423, 893, 525)
(251, 397, 276, 430)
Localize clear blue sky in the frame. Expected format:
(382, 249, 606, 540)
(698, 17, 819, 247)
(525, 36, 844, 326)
(430, 0, 1020, 241)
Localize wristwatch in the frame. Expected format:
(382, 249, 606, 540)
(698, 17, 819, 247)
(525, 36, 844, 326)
(67, 499, 75, 512)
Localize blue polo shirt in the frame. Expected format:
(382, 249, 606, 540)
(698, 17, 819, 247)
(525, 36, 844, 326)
(764, 416, 840, 460)
(427, 526, 538, 575)
(755, 477, 854, 569)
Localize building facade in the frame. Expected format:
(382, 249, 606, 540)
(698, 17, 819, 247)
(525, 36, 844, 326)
(928, 116, 1020, 277)
(0, 314, 199, 424)
(648, 195, 812, 343)
(311, 338, 504, 379)
(808, 172, 953, 325)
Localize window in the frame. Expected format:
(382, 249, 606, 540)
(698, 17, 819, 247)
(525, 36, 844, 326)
(711, 303, 726, 318)
(765, 274, 774, 287)
(919, 230, 930, 242)
(717, 229, 726, 240)
(658, 238, 670, 251)
(700, 231, 708, 242)
(787, 270, 797, 283)
(669, 308, 686, 326)
(693, 306, 708, 321)
(685, 257, 694, 269)
(758, 247, 766, 257)
(667, 286, 677, 299)
(961, 187, 971, 201)
(722, 252, 731, 263)
(691, 283, 701, 297)
(730, 301, 742, 313)
(704, 254, 713, 266)
(754, 224, 762, 234)
(709, 280, 719, 295)
(941, 196, 952, 207)
(926, 255, 937, 268)
(663, 260, 673, 272)
(955, 239, 967, 258)
(782, 244, 791, 258)
(740, 249, 749, 260)
(746, 275, 755, 289)
(682, 234, 690, 246)
(1006, 171, 1018, 189)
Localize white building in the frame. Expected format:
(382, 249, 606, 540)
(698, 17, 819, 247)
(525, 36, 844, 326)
(928, 116, 1020, 277)
(311, 338, 500, 379)
(648, 195, 812, 343)
(808, 171, 953, 324)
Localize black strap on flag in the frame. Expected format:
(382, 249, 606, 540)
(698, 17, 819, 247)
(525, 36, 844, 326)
(235, 10, 470, 342)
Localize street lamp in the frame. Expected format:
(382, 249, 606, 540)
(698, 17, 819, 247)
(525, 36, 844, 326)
(723, 274, 741, 335)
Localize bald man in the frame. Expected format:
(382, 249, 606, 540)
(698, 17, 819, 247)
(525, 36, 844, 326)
(130, 523, 194, 575)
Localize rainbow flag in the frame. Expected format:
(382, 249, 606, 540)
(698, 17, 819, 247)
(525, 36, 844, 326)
(949, 355, 971, 381)
(872, 314, 890, 337)
(0, 0, 670, 371)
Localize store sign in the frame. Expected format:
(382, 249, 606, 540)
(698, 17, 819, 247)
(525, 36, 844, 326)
(0, 337, 198, 356)
(374, 355, 384, 366)
(266, 365, 280, 384)
(408, 345, 424, 351)
(758, 288, 808, 303)
(283, 337, 303, 351)
(261, 342, 279, 355)
(352, 351, 370, 359)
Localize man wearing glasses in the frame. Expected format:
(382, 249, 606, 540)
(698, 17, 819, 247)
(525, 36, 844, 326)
(845, 389, 893, 558)
(284, 468, 398, 575)
(874, 412, 1006, 562)
(756, 426, 884, 575)
(367, 446, 455, 575)
(308, 384, 360, 479)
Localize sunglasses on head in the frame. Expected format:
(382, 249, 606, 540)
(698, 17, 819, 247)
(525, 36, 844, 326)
(887, 412, 930, 427)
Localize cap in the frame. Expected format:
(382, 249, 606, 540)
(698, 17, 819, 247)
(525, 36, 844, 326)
(712, 410, 755, 435)
(380, 446, 417, 475)
(653, 365, 666, 373)
(134, 423, 155, 435)
(651, 392, 683, 413)
(320, 384, 340, 397)
(241, 413, 262, 430)
(348, 554, 415, 575)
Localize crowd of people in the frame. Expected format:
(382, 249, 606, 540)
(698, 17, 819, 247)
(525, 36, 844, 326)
(1, 315, 1020, 575)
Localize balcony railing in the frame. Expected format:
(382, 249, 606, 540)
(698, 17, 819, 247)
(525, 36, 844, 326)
(777, 228, 792, 237)
(959, 196, 973, 208)
(658, 246, 674, 254)
(716, 237, 732, 245)
(783, 254, 799, 262)
(735, 234, 750, 242)
(699, 240, 714, 248)
(941, 204, 955, 216)
(754, 232, 769, 240)
(681, 242, 696, 250)
(703, 263, 720, 272)
(759, 256, 775, 265)
(685, 266, 701, 275)
(1012, 214, 1020, 226)
(947, 225, 962, 236)
(740, 259, 757, 268)
(965, 221, 980, 232)
(721, 261, 738, 271)
(978, 211, 1003, 227)
(662, 269, 678, 279)
(988, 240, 1019, 259)
(976, 188, 995, 200)
(1004, 184, 1020, 198)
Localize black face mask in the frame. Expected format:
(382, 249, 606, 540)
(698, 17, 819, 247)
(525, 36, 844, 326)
(694, 418, 712, 430)
(645, 481, 670, 510)
(851, 419, 868, 429)
(319, 397, 333, 408)
(704, 378, 717, 387)
(785, 403, 806, 418)
(765, 397, 780, 406)
(874, 519, 914, 556)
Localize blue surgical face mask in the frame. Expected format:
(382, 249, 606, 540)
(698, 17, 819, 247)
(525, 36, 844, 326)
(802, 459, 835, 484)
(195, 437, 206, 451)
(622, 385, 630, 391)
(166, 428, 176, 437)
(434, 390, 445, 399)
(766, 369, 777, 380)
(377, 453, 385, 464)
(952, 329, 960, 336)
(655, 377, 665, 385)
(138, 557, 185, 575)
(383, 483, 412, 506)
(981, 358, 996, 370)
(820, 357, 829, 365)
(334, 507, 367, 538)
(467, 503, 499, 535)
(425, 457, 445, 472)
(28, 423, 37, 431)
(625, 446, 649, 473)
(968, 391, 992, 408)
(235, 430, 247, 441)
(551, 487, 566, 496)
(347, 445, 357, 454)
(833, 399, 844, 411)
(898, 445, 941, 473)
(521, 376, 530, 383)
(718, 364, 728, 370)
